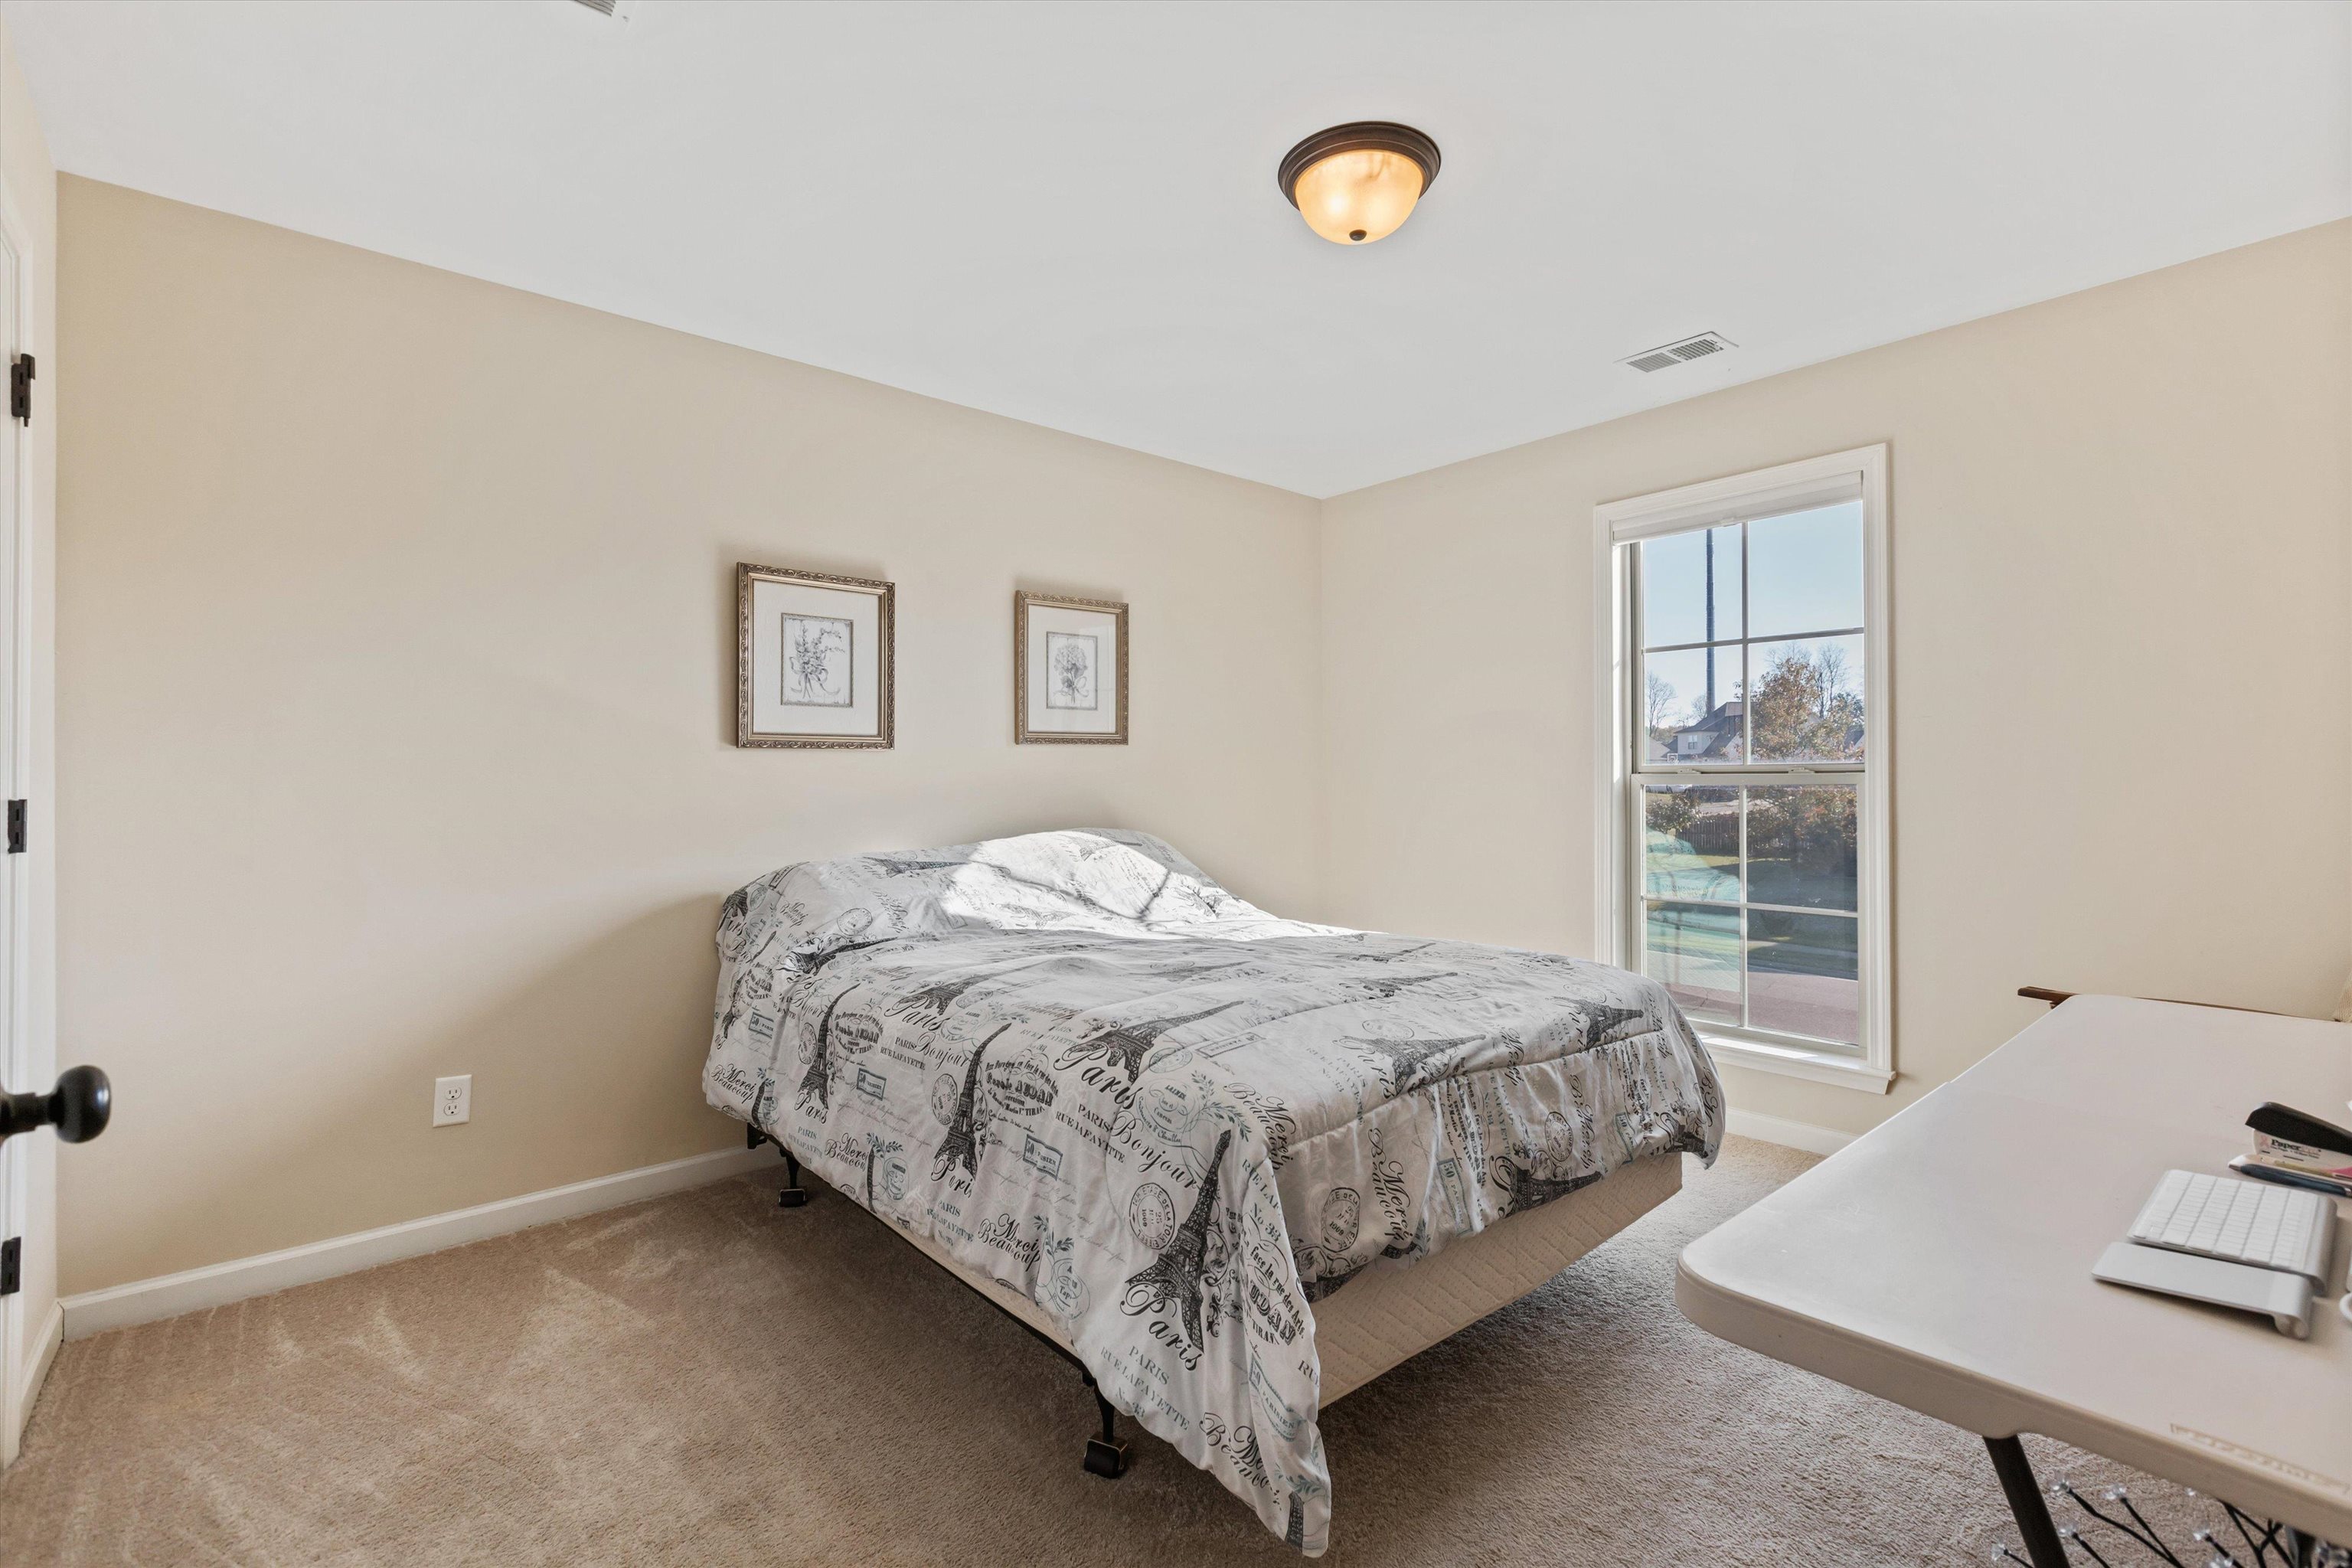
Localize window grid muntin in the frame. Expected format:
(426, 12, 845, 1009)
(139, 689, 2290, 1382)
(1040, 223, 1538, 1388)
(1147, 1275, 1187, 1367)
(1630, 511, 1869, 1055)
(1638, 780, 1862, 1053)
(1642, 627, 1863, 654)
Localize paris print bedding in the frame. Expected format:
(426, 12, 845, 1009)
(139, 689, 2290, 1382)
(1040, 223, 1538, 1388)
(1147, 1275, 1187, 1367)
(703, 829, 1723, 1554)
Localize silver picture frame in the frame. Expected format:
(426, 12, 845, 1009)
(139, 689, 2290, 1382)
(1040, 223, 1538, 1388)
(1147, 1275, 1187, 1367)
(1014, 590, 1128, 745)
(737, 563, 895, 749)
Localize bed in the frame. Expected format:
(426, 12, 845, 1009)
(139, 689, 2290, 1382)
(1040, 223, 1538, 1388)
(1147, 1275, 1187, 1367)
(704, 830, 1723, 1555)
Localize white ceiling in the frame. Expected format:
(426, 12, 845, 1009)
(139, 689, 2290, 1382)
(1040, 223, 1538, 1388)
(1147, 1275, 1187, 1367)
(5, 1, 2347, 498)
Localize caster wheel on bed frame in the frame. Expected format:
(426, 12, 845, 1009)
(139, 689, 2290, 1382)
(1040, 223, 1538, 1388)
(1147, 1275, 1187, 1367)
(1083, 1436, 1129, 1479)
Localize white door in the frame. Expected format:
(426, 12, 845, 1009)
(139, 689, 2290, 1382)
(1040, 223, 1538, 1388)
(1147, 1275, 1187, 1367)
(0, 211, 21, 1465)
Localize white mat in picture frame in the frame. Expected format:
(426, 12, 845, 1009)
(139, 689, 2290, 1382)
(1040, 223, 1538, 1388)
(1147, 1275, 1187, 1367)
(737, 563, 895, 749)
(1014, 590, 1127, 744)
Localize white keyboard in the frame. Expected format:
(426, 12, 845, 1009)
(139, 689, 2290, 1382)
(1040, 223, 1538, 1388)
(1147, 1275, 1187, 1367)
(2128, 1169, 2333, 1285)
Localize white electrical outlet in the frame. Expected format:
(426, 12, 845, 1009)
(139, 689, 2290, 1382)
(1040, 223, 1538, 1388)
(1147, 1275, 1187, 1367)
(433, 1075, 471, 1127)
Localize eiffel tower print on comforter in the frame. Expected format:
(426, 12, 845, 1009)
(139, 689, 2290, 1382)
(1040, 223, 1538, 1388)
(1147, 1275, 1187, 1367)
(704, 830, 1724, 1555)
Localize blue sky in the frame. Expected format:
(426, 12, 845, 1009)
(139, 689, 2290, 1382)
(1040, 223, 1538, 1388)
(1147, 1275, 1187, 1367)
(1641, 501, 1864, 727)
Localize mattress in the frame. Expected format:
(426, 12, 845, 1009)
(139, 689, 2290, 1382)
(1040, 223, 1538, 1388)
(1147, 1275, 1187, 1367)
(889, 1148, 1684, 1403)
(704, 828, 1724, 1552)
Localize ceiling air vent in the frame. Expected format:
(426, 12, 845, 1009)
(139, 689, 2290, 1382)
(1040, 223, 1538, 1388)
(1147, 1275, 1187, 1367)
(1622, 332, 1737, 373)
(566, 0, 632, 21)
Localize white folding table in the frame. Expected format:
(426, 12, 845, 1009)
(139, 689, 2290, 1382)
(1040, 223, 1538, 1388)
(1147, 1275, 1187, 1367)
(1677, 995, 2351, 1563)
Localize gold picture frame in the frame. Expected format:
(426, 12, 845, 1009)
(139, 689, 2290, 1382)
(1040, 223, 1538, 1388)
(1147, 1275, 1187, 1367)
(736, 563, 895, 749)
(1014, 591, 1128, 745)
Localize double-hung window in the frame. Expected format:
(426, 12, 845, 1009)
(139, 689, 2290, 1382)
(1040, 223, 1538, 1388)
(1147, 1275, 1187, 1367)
(1595, 446, 1891, 1093)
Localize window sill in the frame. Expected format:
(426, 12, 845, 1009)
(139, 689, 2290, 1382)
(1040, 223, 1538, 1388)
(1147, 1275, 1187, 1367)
(1698, 1032, 1894, 1094)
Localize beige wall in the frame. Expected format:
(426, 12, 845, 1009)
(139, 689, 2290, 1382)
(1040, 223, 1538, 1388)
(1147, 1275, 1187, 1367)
(55, 178, 1321, 1295)
(1318, 220, 2352, 1142)
(52, 175, 2350, 1292)
(1, 16, 60, 1459)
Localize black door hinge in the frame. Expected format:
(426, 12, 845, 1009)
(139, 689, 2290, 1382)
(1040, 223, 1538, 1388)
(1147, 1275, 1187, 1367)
(0, 1238, 18, 1296)
(6, 800, 24, 854)
(8, 354, 30, 425)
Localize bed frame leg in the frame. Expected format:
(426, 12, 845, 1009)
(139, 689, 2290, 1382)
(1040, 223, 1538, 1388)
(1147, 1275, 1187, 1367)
(749, 1123, 808, 1209)
(1080, 1369, 1128, 1479)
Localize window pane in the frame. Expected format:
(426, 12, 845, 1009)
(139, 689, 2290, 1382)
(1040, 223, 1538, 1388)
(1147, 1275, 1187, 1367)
(1641, 645, 1743, 762)
(1748, 501, 1863, 639)
(1747, 635, 1864, 763)
(1746, 785, 1857, 911)
(1645, 901, 1740, 1027)
(1747, 910, 1859, 1046)
(1638, 524, 1742, 647)
(1644, 785, 1739, 902)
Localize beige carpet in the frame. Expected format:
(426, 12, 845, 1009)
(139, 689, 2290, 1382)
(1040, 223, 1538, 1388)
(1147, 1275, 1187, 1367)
(1, 1138, 2220, 1566)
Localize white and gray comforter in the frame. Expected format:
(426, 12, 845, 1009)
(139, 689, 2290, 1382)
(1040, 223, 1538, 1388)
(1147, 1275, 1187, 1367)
(703, 830, 1723, 1554)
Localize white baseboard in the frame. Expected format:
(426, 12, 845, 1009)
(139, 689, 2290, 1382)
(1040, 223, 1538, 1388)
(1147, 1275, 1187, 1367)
(1725, 1107, 1857, 1158)
(60, 1144, 773, 1341)
(5, 1299, 62, 1467)
(60, 1115, 1845, 1341)
(24, 1299, 60, 1403)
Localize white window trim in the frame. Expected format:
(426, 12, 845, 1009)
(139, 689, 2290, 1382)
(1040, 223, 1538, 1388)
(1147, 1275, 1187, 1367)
(1591, 444, 1893, 1094)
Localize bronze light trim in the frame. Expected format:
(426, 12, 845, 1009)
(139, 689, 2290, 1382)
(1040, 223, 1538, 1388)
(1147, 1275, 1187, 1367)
(1276, 121, 1443, 240)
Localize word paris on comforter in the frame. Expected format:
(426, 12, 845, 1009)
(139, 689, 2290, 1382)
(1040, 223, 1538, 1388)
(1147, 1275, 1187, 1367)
(704, 830, 1724, 1553)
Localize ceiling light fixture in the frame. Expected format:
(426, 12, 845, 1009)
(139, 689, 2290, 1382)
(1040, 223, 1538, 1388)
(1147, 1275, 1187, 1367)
(1277, 122, 1441, 247)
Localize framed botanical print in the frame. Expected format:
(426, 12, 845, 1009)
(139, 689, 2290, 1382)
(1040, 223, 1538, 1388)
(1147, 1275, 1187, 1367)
(737, 563, 894, 748)
(1014, 590, 1127, 744)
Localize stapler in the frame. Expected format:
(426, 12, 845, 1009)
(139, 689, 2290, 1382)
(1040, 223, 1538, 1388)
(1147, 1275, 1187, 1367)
(2236, 1102, 2352, 1197)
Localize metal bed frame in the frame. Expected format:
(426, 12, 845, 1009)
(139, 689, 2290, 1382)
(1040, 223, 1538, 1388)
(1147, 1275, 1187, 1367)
(744, 1122, 1131, 1478)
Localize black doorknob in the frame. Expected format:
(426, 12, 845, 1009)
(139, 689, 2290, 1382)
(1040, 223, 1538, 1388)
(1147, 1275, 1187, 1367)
(0, 1065, 110, 1145)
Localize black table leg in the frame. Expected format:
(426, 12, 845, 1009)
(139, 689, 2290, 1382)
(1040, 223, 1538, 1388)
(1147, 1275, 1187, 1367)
(1985, 1435, 2068, 1567)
